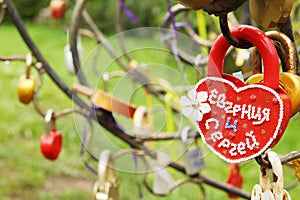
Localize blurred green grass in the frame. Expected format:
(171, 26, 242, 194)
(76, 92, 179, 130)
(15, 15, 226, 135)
(0, 22, 300, 200)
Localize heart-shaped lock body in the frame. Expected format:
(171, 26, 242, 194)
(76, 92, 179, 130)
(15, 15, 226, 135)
(40, 109, 62, 160)
(246, 31, 300, 117)
(40, 130, 62, 160)
(193, 25, 291, 163)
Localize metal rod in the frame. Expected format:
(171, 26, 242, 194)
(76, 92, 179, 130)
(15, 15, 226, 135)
(219, 14, 252, 49)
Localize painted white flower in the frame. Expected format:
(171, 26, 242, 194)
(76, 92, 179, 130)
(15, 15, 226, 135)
(180, 90, 211, 121)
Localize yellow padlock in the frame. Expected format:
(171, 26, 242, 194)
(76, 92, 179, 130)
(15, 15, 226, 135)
(175, 0, 213, 10)
(291, 159, 300, 181)
(246, 31, 300, 117)
(249, 0, 294, 28)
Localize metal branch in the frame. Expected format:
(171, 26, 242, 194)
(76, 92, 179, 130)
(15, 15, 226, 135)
(5, 0, 87, 109)
(281, 150, 300, 164)
(256, 150, 300, 169)
(69, 0, 88, 85)
(81, 9, 130, 70)
(78, 7, 181, 112)
(6, 0, 253, 198)
(161, 4, 214, 47)
(137, 130, 200, 142)
(0, 56, 25, 62)
(219, 14, 252, 49)
(161, 4, 211, 66)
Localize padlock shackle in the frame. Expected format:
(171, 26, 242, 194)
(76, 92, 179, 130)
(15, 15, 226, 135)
(208, 25, 279, 90)
(25, 53, 33, 79)
(45, 109, 56, 133)
(98, 150, 117, 187)
(252, 31, 297, 75)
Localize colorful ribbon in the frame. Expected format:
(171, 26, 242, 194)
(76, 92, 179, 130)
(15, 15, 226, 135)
(80, 109, 97, 175)
(118, 0, 138, 24)
(166, 0, 178, 38)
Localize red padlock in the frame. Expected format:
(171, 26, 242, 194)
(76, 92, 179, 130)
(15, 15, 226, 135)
(50, 0, 66, 19)
(226, 163, 243, 199)
(40, 109, 62, 160)
(193, 25, 291, 163)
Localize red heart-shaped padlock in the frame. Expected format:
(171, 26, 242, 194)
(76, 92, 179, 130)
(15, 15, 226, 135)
(194, 25, 291, 163)
(226, 163, 243, 198)
(40, 130, 62, 160)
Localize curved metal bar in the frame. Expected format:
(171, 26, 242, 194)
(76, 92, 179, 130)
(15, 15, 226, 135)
(100, 71, 126, 92)
(0, 56, 26, 62)
(219, 14, 252, 49)
(5, 0, 88, 110)
(252, 31, 296, 74)
(256, 150, 300, 169)
(255, 155, 272, 169)
(182, 12, 214, 47)
(69, 0, 88, 85)
(161, 4, 211, 66)
(281, 150, 300, 164)
(81, 9, 130, 71)
(285, 180, 299, 191)
(111, 148, 149, 162)
(161, 4, 213, 47)
(72, 4, 184, 114)
(278, 17, 300, 75)
(33, 64, 46, 117)
(142, 171, 207, 199)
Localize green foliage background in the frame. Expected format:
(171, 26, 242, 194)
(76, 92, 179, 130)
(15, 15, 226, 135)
(12, 0, 168, 32)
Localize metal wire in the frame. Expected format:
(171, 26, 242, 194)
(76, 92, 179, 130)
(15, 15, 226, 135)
(219, 14, 252, 49)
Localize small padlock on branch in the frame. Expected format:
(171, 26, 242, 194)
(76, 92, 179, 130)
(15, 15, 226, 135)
(246, 31, 300, 117)
(226, 163, 243, 199)
(64, 35, 83, 75)
(18, 53, 35, 105)
(40, 109, 63, 160)
(72, 83, 137, 119)
(181, 25, 291, 163)
(251, 151, 291, 199)
(93, 150, 119, 200)
(132, 106, 152, 137)
(181, 126, 205, 175)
